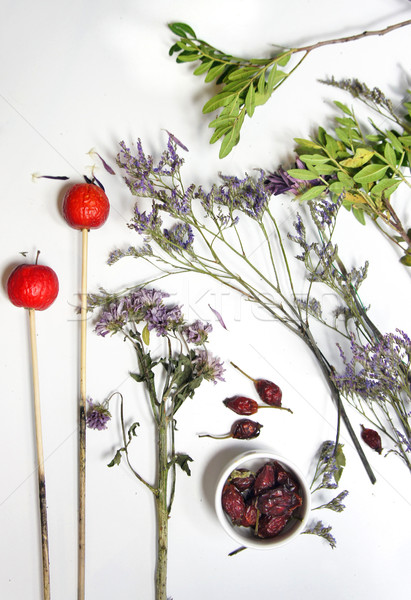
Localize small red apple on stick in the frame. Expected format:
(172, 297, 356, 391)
(62, 182, 109, 599)
(7, 252, 59, 600)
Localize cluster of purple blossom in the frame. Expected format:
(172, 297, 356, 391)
(197, 170, 269, 222)
(86, 399, 111, 430)
(93, 288, 224, 384)
(95, 288, 182, 338)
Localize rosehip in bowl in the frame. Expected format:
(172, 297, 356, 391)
(62, 183, 110, 230)
(7, 263, 59, 311)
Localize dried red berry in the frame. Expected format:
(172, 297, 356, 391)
(240, 502, 258, 528)
(231, 419, 262, 440)
(274, 461, 299, 492)
(257, 514, 290, 538)
(255, 379, 282, 407)
(361, 425, 382, 454)
(222, 483, 245, 525)
(223, 396, 259, 415)
(229, 469, 256, 492)
(253, 462, 277, 495)
(257, 486, 302, 517)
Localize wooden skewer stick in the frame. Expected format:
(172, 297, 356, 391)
(78, 228, 88, 600)
(28, 307, 51, 600)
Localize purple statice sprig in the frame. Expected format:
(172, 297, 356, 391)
(313, 490, 349, 513)
(302, 520, 337, 549)
(333, 329, 411, 406)
(310, 440, 346, 493)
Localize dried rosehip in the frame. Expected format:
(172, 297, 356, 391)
(222, 483, 245, 525)
(274, 461, 299, 492)
(223, 396, 259, 415)
(240, 502, 258, 528)
(255, 379, 282, 407)
(231, 419, 262, 440)
(230, 362, 292, 413)
(361, 425, 382, 454)
(257, 514, 290, 538)
(253, 462, 277, 495)
(229, 469, 256, 492)
(257, 486, 302, 517)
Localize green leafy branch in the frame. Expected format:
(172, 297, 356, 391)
(168, 19, 411, 158)
(288, 94, 411, 263)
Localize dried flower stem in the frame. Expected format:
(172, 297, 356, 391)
(29, 308, 51, 600)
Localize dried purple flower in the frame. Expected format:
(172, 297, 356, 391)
(192, 349, 225, 384)
(86, 399, 111, 430)
(182, 320, 213, 345)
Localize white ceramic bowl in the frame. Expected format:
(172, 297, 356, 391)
(215, 450, 311, 549)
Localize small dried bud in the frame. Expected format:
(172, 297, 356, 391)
(361, 425, 382, 454)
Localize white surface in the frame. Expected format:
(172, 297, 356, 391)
(1, 1, 410, 599)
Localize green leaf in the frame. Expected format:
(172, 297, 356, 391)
(385, 130, 403, 153)
(400, 254, 411, 266)
(334, 101, 353, 116)
(202, 92, 237, 113)
(107, 449, 123, 468)
(142, 323, 150, 345)
(168, 22, 196, 38)
(219, 110, 245, 158)
(370, 178, 401, 198)
(130, 371, 145, 383)
(193, 60, 213, 76)
(204, 63, 227, 83)
(399, 135, 411, 148)
(174, 453, 193, 476)
(328, 181, 346, 194)
(383, 142, 397, 166)
(339, 148, 374, 168)
(245, 83, 255, 117)
(176, 51, 200, 63)
(257, 71, 266, 94)
(277, 53, 291, 67)
(352, 206, 366, 225)
(294, 138, 322, 150)
(227, 67, 258, 81)
(127, 422, 140, 442)
(353, 163, 388, 184)
(298, 185, 327, 201)
(287, 168, 321, 181)
(209, 125, 233, 144)
(299, 154, 331, 165)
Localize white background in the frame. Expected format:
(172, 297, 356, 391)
(1, 1, 411, 598)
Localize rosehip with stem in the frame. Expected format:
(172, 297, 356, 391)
(230, 362, 292, 413)
(198, 418, 263, 440)
(62, 182, 110, 229)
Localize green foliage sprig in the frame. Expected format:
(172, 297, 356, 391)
(286, 82, 411, 264)
(168, 19, 411, 158)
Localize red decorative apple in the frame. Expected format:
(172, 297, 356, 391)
(7, 262, 59, 311)
(62, 183, 110, 229)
